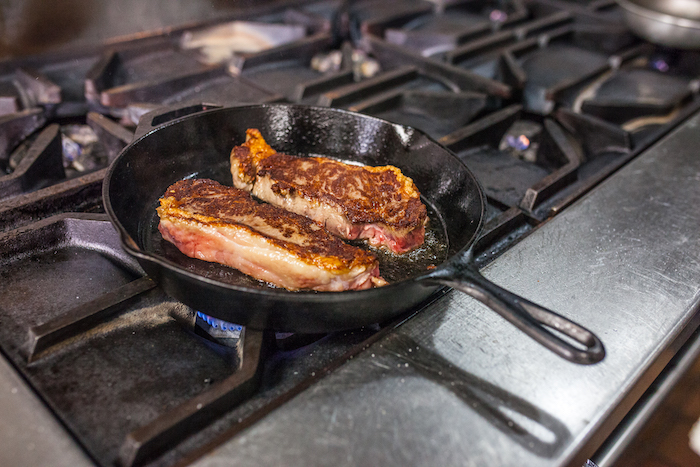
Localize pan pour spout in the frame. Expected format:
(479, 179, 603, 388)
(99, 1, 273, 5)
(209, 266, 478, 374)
(423, 257, 605, 365)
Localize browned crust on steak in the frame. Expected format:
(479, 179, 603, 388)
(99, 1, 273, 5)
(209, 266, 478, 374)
(258, 154, 426, 229)
(157, 179, 378, 272)
(230, 129, 427, 231)
(230, 128, 276, 188)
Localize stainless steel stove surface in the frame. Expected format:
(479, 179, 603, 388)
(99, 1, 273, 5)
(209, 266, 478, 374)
(0, 1, 699, 466)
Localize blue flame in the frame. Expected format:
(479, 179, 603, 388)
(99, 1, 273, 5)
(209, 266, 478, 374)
(651, 59, 669, 73)
(489, 9, 508, 23)
(196, 311, 243, 337)
(506, 134, 530, 151)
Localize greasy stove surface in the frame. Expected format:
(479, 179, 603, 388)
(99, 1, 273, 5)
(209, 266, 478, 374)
(0, 1, 700, 466)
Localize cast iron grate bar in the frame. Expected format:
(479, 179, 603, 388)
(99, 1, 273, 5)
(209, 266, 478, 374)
(26, 277, 156, 362)
(233, 33, 334, 73)
(513, 11, 572, 39)
(504, 23, 636, 113)
(359, 88, 487, 116)
(0, 169, 105, 233)
(0, 123, 64, 199)
(612, 42, 654, 65)
(501, 51, 527, 89)
(15, 67, 62, 106)
(85, 50, 121, 103)
(101, 65, 226, 108)
(376, 0, 533, 55)
(349, 88, 488, 138)
(119, 327, 271, 467)
(283, 7, 332, 35)
(85, 40, 219, 108)
(555, 108, 632, 156)
(439, 103, 521, 151)
(360, 3, 435, 38)
(291, 69, 355, 102)
(86, 112, 135, 161)
(518, 119, 581, 212)
(348, 88, 410, 113)
(0, 108, 46, 165)
(0, 115, 131, 232)
(446, 29, 516, 65)
(318, 65, 418, 107)
(366, 35, 511, 98)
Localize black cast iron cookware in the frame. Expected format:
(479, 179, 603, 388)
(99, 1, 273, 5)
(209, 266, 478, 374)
(103, 104, 604, 364)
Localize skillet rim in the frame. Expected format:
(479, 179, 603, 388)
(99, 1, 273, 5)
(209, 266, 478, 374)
(102, 103, 486, 300)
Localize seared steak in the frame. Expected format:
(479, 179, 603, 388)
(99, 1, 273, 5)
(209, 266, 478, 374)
(230, 129, 428, 254)
(157, 178, 385, 291)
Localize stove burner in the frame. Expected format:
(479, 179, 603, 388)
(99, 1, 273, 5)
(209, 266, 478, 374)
(0, 123, 65, 199)
(499, 119, 542, 163)
(60, 124, 104, 174)
(441, 105, 580, 212)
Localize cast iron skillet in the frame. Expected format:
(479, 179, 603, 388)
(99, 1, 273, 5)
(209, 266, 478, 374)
(103, 104, 605, 364)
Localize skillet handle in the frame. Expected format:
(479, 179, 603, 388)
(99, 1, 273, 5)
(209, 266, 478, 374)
(425, 262, 605, 365)
(133, 102, 223, 140)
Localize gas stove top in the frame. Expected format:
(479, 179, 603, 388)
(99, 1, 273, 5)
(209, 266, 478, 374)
(1, 1, 700, 466)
